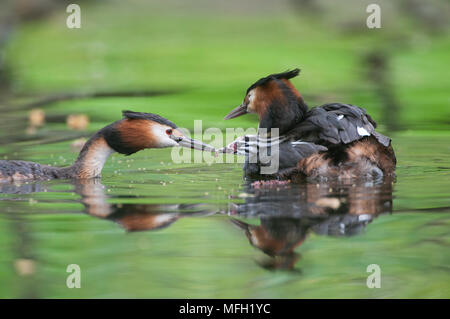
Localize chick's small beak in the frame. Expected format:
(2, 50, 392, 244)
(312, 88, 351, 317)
(216, 141, 238, 154)
(171, 135, 216, 152)
(224, 104, 247, 120)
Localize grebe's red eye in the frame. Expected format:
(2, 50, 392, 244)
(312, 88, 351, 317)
(166, 129, 173, 135)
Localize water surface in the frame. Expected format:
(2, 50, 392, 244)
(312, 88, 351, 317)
(0, 125, 448, 298)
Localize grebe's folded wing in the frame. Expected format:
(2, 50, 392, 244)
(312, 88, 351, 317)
(288, 103, 391, 147)
(290, 141, 327, 157)
(277, 141, 327, 170)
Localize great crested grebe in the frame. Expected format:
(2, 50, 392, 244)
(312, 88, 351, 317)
(0, 110, 215, 182)
(219, 69, 396, 180)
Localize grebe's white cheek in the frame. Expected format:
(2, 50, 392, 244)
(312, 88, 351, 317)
(247, 100, 258, 114)
(247, 102, 254, 114)
(246, 90, 256, 114)
(151, 125, 178, 148)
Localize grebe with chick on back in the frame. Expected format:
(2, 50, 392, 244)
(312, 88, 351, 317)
(218, 69, 396, 180)
(0, 110, 215, 182)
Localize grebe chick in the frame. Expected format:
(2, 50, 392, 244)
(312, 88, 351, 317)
(0, 110, 215, 182)
(220, 69, 396, 180)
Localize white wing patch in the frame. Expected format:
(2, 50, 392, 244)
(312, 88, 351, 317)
(155, 214, 178, 224)
(357, 126, 370, 137)
(337, 114, 344, 120)
(291, 141, 310, 145)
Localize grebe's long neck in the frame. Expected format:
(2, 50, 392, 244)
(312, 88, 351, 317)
(71, 131, 115, 179)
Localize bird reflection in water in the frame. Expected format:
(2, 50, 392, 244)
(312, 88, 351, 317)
(1, 178, 394, 272)
(76, 178, 393, 271)
(74, 180, 216, 232)
(226, 179, 394, 271)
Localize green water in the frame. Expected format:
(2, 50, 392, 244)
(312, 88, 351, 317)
(0, 0, 449, 298)
(0, 132, 448, 298)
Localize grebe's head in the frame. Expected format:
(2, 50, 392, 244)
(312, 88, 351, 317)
(102, 110, 215, 155)
(224, 69, 308, 134)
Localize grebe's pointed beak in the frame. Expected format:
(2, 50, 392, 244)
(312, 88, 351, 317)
(230, 218, 251, 231)
(224, 104, 247, 120)
(171, 134, 216, 152)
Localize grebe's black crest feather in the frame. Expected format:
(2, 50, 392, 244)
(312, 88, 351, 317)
(122, 110, 177, 128)
(246, 68, 300, 93)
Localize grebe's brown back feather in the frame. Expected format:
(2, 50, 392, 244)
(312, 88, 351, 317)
(0, 160, 73, 182)
(296, 136, 396, 179)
